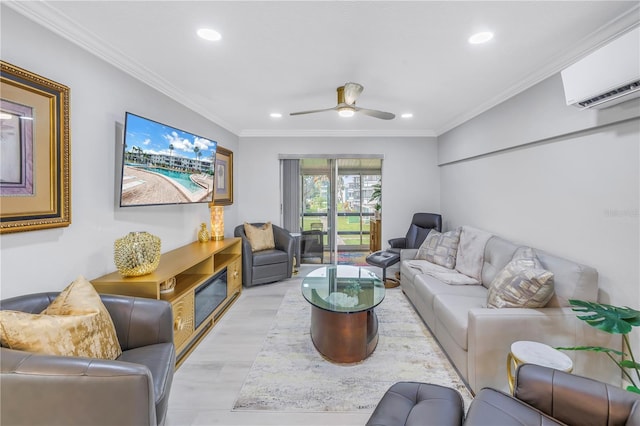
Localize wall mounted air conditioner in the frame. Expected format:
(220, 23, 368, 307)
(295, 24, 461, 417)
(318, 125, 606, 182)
(561, 27, 640, 109)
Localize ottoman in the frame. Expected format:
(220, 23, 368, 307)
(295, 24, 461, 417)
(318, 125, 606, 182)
(366, 250, 400, 288)
(366, 382, 464, 426)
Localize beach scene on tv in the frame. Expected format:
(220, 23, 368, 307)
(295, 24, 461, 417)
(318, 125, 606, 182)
(120, 113, 217, 207)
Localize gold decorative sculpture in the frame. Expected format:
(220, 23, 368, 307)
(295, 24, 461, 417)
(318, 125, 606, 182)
(114, 232, 161, 277)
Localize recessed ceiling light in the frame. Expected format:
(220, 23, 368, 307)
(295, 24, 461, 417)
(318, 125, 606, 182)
(197, 28, 222, 41)
(468, 31, 494, 44)
(401, 113, 413, 119)
(270, 113, 282, 118)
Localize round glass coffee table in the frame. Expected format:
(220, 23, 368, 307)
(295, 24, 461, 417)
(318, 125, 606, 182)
(301, 265, 385, 363)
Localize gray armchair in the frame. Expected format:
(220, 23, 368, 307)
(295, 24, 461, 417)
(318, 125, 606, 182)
(1, 293, 175, 426)
(234, 222, 295, 287)
(367, 364, 640, 426)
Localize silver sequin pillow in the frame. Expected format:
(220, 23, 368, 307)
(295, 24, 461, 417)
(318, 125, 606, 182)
(415, 227, 461, 269)
(487, 248, 555, 309)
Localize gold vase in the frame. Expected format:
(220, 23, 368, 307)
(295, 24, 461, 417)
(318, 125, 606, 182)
(114, 231, 161, 277)
(198, 223, 210, 243)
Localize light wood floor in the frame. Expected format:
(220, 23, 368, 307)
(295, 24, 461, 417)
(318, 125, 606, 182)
(166, 264, 385, 426)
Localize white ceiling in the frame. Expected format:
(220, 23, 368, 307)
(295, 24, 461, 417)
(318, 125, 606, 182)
(7, 1, 640, 137)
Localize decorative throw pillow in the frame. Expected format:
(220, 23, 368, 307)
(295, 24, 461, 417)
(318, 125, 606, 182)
(244, 222, 276, 252)
(415, 227, 462, 269)
(487, 248, 555, 309)
(0, 276, 122, 360)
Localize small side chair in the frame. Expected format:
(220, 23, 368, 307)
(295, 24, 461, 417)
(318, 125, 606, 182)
(234, 222, 295, 287)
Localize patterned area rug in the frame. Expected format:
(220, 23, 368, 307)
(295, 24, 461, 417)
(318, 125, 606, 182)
(337, 251, 369, 266)
(233, 285, 473, 412)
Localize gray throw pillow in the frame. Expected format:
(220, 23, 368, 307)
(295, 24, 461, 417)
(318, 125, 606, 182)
(415, 227, 461, 269)
(487, 248, 555, 309)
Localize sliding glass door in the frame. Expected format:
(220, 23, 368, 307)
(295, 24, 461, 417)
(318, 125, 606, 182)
(282, 156, 382, 266)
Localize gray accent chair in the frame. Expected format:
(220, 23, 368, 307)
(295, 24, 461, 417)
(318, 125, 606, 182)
(367, 364, 640, 426)
(1, 293, 175, 426)
(234, 223, 295, 287)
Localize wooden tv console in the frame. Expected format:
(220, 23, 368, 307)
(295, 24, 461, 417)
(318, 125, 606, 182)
(91, 238, 242, 367)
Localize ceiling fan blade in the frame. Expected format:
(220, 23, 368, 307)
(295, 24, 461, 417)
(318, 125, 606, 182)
(355, 107, 396, 120)
(343, 82, 364, 105)
(289, 107, 337, 116)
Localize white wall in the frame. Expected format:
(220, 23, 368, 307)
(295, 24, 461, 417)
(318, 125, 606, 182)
(0, 7, 239, 298)
(439, 74, 640, 309)
(237, 136, 440, 245)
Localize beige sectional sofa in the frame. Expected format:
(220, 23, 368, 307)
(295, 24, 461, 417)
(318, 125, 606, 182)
(399, 225, 621, 393)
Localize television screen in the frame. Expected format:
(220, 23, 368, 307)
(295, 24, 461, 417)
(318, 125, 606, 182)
(119, 112, 217, 207)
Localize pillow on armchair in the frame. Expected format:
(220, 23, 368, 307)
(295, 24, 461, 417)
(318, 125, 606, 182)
(244, 222, 276, 252)
(0, 276, 122, 359)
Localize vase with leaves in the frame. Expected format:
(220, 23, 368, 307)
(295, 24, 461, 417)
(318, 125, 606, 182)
(557, 299, 640, 394)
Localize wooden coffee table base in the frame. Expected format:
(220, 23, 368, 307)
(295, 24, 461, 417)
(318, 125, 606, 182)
(310, 306, 379, 363)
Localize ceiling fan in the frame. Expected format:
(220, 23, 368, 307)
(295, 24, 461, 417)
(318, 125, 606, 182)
(290, 82, 395, 120)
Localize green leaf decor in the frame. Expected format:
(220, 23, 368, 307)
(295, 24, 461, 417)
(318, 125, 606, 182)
(569, 299, 640, 334)
(558, 299, 640, 393)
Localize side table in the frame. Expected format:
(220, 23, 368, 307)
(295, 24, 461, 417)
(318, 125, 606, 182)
(507, 340, 573, 393)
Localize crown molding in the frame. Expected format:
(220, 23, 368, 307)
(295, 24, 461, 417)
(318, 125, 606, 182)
(8, 1, 638, 139)
(4, 0, 240, 136)
(238, 128, 437, 138)
(435, 5, 640, 135)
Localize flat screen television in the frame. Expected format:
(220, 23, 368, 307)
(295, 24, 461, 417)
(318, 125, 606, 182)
(119, 112, 217, 207)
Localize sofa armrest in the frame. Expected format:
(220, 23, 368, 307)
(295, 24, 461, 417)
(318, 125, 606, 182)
(0, 348, 157, 425)
(466, 307, 621, 393)
(102, 296, 173, 350)
(515, 364, 640, 426)
(400, 249, 418, 262)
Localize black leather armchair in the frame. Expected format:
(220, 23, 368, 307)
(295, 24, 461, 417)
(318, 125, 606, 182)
(1, 293, 175, 426)
(388, 212, 442, 253)
(367, 213, 442, 286)
(367, 364, 640, 426)
(234, 223, 295, 287)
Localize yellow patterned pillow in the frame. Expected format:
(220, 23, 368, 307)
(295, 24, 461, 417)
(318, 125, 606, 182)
(244, 222, 276, 252)
(0, 276, 122, 360)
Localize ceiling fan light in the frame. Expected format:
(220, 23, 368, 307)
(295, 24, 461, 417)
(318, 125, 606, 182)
(338, 108, 355, 118)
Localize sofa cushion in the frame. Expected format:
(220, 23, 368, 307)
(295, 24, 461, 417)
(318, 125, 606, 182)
(480, 237, 521, 288)
(455, 226, 493, 281)
(414, 274, 487, 328)
(415, 228, 462, 269)
(0, 276, 122, 360)
(487, 248, 554, 309)
(406, 260, 479, 285)
(252, 249, 289, 266)
(244, 222, 276, 252)
(434, 294, 486, 351)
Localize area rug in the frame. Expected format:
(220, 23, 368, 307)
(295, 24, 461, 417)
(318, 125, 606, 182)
(233, 285, 473, 412)
(337, 251, 369, 266)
